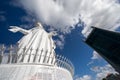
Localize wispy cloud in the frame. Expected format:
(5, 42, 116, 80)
(21, 16, 36, 23)
(19, 15, 37, 29)
(91, 64, 117, 80)
(81, 0, 120, 37)
(55, 34, 65, 49)
(0, 11, 7, 22)
(75, 75, 91, 80)
(11, 0, 120, 50)
(12, 0, 120, 35)
(75, 64, 117, 80)
(87, 51, 118, 80)
(87, 51, 102, 66)
(91, 51, 101, 60)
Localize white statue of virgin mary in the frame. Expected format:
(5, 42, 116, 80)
(9, 22, 57, 64)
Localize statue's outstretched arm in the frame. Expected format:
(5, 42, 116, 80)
(8, 26, 30, 35)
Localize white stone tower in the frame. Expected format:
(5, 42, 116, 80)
(0, 22, 74, 80)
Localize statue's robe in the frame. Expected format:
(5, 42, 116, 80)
(9, 25, 56, 64)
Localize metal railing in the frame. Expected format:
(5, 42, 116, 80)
(55, 54, 74, 76)
(0, 44, 74, 76)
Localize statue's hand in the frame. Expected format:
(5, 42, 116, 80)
(9, 26, 30, 34)
(9, 26, 21, 33)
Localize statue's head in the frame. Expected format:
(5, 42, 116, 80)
(35, 22, 43, 28)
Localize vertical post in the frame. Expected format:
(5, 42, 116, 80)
(54, 54, 57, 65)
(28, 48, 33, 62)
(13, 45, 18, 63)
(47, 51, 52, 63)
(0, 44, 5, 64)
(65, 59, 69, 69)
(39, 49, 43, 62)
(61, 56, 64, 67)
(59, 55, 62, 67)
(11, 45, 15, 63)
(8, 45, 13, 63)
(33, 48, 39, 62)
(0, 46, 1, 64)
(51, 51, 56, 65)
(63, 57, 67, 68)
(20, 47, 26, 62)
(15, 47, 20, 63)
(43, 50, 48, 63)
(55, 55, 59, 66)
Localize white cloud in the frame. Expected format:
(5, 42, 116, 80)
(81, 0, 120, 37)
(75, 75, 91, 80)
(87, 51, 102, 66)
(0, 11, 6, 22)
(75, 64, 117, 80)
(91, 64, 117, 80)
(58, 35, 65, 42)
(91, 51, 101, 60)
(55, 40, 63, 49)
(19, 16, 37, 29)
(16, 0, 80, 33)
(12, 0, 120, 49)
(21, 16, 36, 23)
(55, 34, 65, 49)
(13, 0, 120, 35)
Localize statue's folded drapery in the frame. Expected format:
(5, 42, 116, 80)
(9, 22, 57, 64)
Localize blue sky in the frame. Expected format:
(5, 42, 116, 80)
(0, 0, 120, 80)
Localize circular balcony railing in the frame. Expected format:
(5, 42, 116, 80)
(0, 44, 74, 76)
